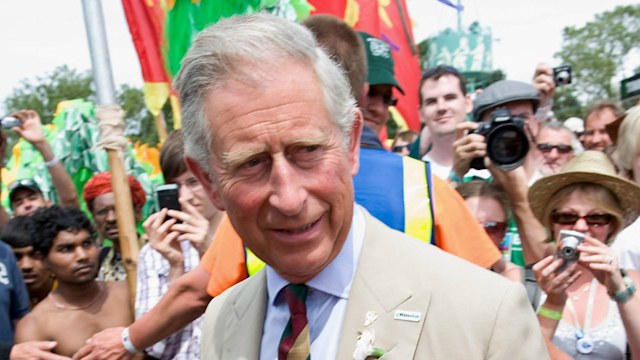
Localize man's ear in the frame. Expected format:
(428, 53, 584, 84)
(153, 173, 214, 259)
(185, 157, 226, 211)
(348, 109, 363, 176)
(464, 93, 473, 114)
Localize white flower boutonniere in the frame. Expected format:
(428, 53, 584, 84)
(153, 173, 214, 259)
(353, 311, 386, 360)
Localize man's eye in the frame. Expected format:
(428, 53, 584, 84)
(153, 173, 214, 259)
(244, 157, 262, 168)
(301, 145, 319, 153)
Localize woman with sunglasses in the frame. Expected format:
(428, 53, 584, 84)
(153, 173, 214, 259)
(528, 150, 640, 359)
(455, 180, 522, 282)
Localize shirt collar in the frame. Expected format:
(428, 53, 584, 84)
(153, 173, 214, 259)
(266, 205, 365, 304)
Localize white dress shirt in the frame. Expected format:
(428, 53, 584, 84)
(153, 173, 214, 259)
(260, 205, 365, 360)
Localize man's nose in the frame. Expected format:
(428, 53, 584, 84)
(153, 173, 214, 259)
(367, 94, 386, 112)
(435, 97, 447, 112)
(75, 246, 91, 261)
(268, 158, 307, 216)
(19, 257, 34, 270)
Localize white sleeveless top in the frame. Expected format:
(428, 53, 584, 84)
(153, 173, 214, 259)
(552, 300, 627, 359)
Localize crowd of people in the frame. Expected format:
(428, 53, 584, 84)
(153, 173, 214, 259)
(1, 11, 639, 360)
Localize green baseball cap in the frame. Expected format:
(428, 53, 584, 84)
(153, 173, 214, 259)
(359, 32, 404, 94)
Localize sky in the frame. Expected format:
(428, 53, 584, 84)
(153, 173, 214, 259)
(0, 0, 637, 114)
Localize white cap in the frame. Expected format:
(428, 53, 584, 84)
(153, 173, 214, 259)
(564, 117, 584, 134)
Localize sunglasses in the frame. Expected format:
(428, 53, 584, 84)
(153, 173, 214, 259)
(368, 90, 398, 106)
(536, 143, 572, 154)
(481, 221, 507, 236)
(551, 212, 613, 227)
(391, 144, 411, 153)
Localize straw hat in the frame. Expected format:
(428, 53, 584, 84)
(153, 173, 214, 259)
(528, 150, 640, 226)
(606, 105, 640, 145)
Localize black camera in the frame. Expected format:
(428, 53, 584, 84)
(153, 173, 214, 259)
(470, 108, 530, 171)
(553, 65, 572, 86)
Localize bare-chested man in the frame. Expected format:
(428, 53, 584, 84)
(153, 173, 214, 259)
(14, 205, 132, 357)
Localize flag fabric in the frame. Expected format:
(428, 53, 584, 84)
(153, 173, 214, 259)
(121, 0, 171, 117)
(122, 0, 421, 132)
(307, 0, 421, 132)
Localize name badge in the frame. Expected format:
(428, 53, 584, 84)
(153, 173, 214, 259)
(394, 310, 421, 322)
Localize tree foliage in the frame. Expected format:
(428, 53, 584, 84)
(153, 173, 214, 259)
(4, 65, 94, 123)
(2, 65, 168, 146)
(555, 4, 640, 108)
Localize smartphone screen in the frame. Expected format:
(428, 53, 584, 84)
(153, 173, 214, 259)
(155, 184, 181, 213)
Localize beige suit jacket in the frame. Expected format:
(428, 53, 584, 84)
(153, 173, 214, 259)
(201, 210, 549, 359)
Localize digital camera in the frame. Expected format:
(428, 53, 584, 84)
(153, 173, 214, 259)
(553, 65, 572, 86)
(470, 108, 529, 171)
(1, 116, 20, 130)
(556, 229, 585, 271)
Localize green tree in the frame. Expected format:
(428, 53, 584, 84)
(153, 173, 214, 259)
(555, 4, 640, 104)
(553, 87, 583, 121)
(3, 65, 168, 146)
(117, 85, 172, 147)
(4, 65, 94, 123)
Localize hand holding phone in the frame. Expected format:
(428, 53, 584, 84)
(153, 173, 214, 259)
(155, 184, 181, 215)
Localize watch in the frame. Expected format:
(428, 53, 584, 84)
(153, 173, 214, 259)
(609, 269, 636, 304)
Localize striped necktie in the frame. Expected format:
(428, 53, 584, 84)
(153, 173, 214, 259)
(278, 284, 310, 360)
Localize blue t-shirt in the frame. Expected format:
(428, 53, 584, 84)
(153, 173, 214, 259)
(0, 241, 30, 343)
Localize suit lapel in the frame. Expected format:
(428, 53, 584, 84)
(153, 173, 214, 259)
(223, 271, 268, 359)
(337, 212, 432, 359)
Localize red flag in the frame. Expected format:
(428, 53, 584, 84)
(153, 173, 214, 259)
(121, 0, 171, 116)
(309, 0, 421, 133)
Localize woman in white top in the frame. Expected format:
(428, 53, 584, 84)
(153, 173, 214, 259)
(528, 151, 640, 359)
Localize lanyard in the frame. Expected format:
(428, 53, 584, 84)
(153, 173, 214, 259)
(565, 277, 598, 354)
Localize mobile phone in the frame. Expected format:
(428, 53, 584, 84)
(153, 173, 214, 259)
(553, 65, 572, 86)
(155, 184, 181, 215)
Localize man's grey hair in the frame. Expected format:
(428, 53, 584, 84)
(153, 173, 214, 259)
(174, 13, 357, 175)
(537, 120, 579, 151)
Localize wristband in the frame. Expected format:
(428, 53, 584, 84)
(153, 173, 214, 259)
(537, 306, 563, 321)
(448, 170, 462, 184)
(609, 269, 636, 304)
(44, 156, 59, 168)
(121, 327, 141, 354)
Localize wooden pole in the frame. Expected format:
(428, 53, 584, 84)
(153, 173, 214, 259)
(81, 0, 139, 313)
(107, 149, 139, 311)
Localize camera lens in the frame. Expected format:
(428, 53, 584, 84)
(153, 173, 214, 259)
(562, 246, 576, 258)
(486, 124, 529, 170)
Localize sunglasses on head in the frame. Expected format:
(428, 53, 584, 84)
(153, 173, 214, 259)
(481, 221, 507, 236)
(551, 212, 613, 227)
(536, 143, 572, 154)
